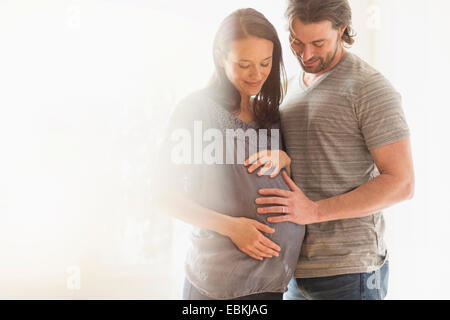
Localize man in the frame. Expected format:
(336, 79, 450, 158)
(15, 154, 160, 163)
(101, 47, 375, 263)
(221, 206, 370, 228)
(255, 0, 414, 300)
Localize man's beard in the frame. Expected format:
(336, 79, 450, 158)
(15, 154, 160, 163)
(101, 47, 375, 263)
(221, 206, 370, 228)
(299, 39, 340, 74)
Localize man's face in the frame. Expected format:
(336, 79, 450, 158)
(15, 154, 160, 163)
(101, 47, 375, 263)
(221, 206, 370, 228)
(289, 18, 344, 74)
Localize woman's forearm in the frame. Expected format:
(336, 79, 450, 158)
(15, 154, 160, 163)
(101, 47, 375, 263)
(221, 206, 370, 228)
(153, 192, 234, 237)
(154, 190, 281, 260)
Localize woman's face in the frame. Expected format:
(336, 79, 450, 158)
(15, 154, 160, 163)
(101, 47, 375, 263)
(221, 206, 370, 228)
(220, 36, 274, 98)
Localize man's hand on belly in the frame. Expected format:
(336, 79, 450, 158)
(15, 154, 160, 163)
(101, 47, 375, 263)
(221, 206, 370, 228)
(255, 171, 320, 225)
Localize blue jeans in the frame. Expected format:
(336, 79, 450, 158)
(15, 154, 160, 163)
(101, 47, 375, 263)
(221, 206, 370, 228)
(284, 261, 389, 300)
(183, 278, 283, 300)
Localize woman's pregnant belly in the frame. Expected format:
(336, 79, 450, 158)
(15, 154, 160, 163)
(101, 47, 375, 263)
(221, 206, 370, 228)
(196, 164, 295, 231)
(186, 163, 305, 296)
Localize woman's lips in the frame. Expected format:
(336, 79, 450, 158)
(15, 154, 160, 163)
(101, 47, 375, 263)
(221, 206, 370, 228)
(245, 80, 262, 87)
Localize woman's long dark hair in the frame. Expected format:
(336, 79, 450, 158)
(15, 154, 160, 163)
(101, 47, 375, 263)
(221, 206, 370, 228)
(208, 8, 286, 129)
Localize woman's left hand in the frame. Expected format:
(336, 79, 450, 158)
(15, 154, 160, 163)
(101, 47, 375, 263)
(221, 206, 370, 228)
(244, 150, 291, 178)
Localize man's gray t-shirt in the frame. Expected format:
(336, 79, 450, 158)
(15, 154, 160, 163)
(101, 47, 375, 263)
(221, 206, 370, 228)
(280, 52, 410, 278)
(157, 88, 305, 298)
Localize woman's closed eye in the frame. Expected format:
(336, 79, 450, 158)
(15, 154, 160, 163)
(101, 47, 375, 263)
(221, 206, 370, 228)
(239, 63, 270, 69)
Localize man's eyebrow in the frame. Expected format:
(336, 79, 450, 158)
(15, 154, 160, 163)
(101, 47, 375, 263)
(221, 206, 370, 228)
(290, 34, 304, 44)
(290, 34, 326, 44)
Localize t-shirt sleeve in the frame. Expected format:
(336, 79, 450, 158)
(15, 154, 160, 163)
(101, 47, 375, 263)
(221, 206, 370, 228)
(153, 95, 204, 199)
(355, 72, 410, 150)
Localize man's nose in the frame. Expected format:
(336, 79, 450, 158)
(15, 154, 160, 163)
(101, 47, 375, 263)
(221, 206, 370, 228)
(301, 46, 314, 62)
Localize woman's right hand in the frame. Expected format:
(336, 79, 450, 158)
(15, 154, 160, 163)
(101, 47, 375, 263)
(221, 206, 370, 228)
(244, 150, 291, 177)
(226, 217, 281, 261)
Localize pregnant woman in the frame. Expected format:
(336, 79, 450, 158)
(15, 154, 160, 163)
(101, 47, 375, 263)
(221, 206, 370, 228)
(154, 8, 305, 300)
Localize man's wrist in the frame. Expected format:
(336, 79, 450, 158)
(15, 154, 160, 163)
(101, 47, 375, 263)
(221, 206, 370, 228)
(314, 200, 326, 223)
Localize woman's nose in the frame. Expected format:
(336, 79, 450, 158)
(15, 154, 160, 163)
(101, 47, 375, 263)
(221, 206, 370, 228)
(249, 66, 262, 79)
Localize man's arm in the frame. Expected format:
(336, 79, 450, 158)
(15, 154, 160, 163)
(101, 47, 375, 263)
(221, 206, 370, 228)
(314, 138, 414, 223)
(256, 138, 414, 225)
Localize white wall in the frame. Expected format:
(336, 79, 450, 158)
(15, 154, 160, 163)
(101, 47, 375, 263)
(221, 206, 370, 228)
(1, 0, 449, 299)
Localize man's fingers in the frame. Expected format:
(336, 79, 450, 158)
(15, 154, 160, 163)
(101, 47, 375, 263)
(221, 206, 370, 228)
(258, 188, 290, 197)
(255, 197, 288, 206)
(267, 215, 292, 224)
(257, 206, 288, 215)
(281, 171, 299, 191)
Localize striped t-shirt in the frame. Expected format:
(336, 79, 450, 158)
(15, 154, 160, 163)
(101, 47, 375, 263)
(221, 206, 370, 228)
(280, 52, 410, 278)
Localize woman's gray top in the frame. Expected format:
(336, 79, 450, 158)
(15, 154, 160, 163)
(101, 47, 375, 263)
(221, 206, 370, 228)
(157, 88, 305, 299)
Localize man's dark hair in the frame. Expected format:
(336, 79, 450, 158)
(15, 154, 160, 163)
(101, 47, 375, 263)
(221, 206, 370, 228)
(285, 0, 356, 47)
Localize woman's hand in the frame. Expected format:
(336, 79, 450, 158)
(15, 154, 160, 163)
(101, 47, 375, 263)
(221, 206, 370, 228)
(225, 217, 281, 261)
(244, 150, 291, 178)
